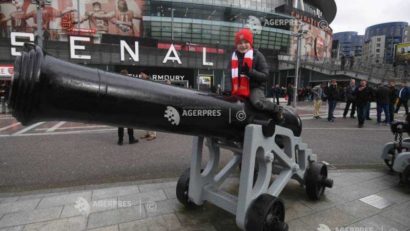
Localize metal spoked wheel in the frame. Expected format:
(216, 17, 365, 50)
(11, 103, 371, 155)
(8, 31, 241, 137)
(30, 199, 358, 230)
(305, 162, 333, 201)
(245, 194, 288, 231)
(176, 168, 200, 209)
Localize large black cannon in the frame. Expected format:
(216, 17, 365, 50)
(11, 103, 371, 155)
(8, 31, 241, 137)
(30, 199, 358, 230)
(9, 45, 332, 231)
(9, 45, 301, 142)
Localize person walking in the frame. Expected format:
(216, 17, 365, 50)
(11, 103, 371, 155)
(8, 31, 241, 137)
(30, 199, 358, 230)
(287, 83, 294, 106)
(312, 82, 324, 119)
(325, 79, 338, 122)
(395, 82, 409, 115)
(273, 84, 281, 105)
(365, 86, 375, 120)
(349, 56, 355, 70)
(355, 80, 372, 128)
(376, 82, 390, 125)
(117, 70, 138, 145)
(388, 80, 397, 123)
(341, 56, 346, 71)
(343, 79, 356, 118)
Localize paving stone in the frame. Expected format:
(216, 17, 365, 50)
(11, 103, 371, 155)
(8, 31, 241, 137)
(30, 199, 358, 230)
(375, 188, 410, 204)
(87, 205, 146, 229)
(88, 225, 118, 231)
(163, 187, 176, 199)
(22, 216, 87, 231)
(298, 207, 357, 230)
(354, 214, 409, 231)
(15, 192, 65, 202)
(117, 190, 167, 205)
(119, 213, 181, 231)
(175, 204, 230, 227)
(0, 226, 23, 231)
(137, 182, 176, 193)
(0, 199, 40, 214)
(0, 198, 19, 204)
(286, 220, 315, 231)
(145, 199, 180, 217)
(212, 217, 239, 231)
(0, 206, 62, 228)
(61, 197, 120, 218)
(331, 183, 378, 202)
(380, 201, 410, 227)
(336, 200, 381, 219)
(92, 186, 140, 201)
(37, 191, 92, 209)
(283, 200, 314, 221)
(299, 191, 344, 211)
(178, 223, 217, 231)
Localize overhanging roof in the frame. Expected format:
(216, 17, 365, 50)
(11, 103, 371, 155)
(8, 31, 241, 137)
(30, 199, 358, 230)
(304, 0, 337, 23)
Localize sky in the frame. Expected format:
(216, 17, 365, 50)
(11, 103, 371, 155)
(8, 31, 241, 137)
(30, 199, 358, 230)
(330, 0, 410, 35)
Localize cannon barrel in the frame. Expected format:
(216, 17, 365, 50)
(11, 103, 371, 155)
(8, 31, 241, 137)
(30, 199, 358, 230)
(8, 45, 302, 141)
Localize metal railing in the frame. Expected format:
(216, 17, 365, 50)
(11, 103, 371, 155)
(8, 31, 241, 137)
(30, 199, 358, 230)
(278, 55, 409, 82)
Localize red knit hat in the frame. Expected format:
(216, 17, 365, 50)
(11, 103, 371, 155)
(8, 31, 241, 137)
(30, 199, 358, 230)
(235, 28, 253, 47)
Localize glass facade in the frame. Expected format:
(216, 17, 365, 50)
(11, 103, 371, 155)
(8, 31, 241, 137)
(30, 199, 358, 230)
(143, 0, 293, 50)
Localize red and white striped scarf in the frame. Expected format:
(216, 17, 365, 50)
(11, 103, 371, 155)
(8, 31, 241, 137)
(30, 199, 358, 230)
(231, 49, 253, 98)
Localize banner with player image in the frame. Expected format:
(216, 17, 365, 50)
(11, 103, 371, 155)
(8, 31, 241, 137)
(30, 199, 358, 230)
(0, 0, 144, 42)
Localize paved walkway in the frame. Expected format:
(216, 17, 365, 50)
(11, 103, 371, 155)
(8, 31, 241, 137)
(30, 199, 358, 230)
(0, 169, 409, 231)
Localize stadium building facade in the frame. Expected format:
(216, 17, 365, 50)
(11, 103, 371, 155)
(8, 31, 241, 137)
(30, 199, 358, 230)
(0, 0, 336, 92)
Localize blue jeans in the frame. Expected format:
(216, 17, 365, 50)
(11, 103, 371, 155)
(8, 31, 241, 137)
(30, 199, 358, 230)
(377, 103, 390, 123)
(365, 102, 371, 119)
(327, 100, 337, 120)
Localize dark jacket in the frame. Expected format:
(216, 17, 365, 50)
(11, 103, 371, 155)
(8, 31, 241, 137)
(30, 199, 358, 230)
(225, 49, 269, 91)
(389, 86, 397, 104)
(354, 86, 372, 106)
(376, 85, 390, 104)
(273, 87, 281, 97)
(345, 85, 356, 102)
(325, 85, 339, 101)
(398, 87, 409, 101)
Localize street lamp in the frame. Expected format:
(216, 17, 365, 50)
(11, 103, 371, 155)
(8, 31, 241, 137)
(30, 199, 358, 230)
(292, 29, 308, 109)
(35, 0, 44, 48)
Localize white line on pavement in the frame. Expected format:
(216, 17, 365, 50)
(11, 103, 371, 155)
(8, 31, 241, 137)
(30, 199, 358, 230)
(0, 128, 117, 138)
(46, 121, 66, 132)
(11, 122, 45, 136)
(37, 125, 109, 131)
(304, 127, 388, 131)
(0, 122, 21, 132)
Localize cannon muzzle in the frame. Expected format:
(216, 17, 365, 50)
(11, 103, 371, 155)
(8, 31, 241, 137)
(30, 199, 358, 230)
(9, 45, 301, 141)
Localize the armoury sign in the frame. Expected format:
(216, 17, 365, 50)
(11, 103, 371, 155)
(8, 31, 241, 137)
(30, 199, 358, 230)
(9, 32, 216, 66)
